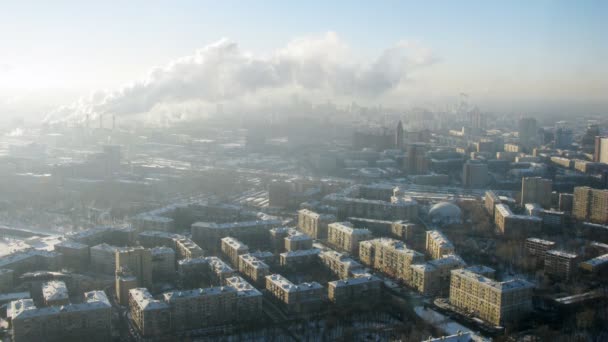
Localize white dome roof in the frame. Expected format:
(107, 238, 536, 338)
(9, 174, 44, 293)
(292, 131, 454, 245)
(429, 202, 462, 219)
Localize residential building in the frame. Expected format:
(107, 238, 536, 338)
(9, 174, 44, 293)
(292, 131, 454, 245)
(573, 187, 608, 224)
(449, 268, 533, 326)
(425, 230, 455, 259)
(544, 250, 578, 280)
(494, 204, 542, 236)
(521, 177, 552, 209)
(116, 247, 152, 288)
(238, 254, 270, 285)
(328, 276, 382, 305)
(284, 231, 313, 251)
(265, 274, 324, 313)
(128, 288, 171, 337)
(221, 237, 249, 267)
(297, 209, 336, 239)
(9, 291, 112, 342)
(327, 222, 372, 256)
(150, 247, 176, 281)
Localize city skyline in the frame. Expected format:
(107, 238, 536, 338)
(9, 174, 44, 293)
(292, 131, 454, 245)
(1, 1, 606, 124)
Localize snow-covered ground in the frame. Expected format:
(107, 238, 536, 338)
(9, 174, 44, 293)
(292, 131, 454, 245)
(0, 235, 63, 257)
(414, 306, 490, 342)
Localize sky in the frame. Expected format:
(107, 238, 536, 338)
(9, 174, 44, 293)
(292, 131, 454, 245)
(0, 1, 606, 124)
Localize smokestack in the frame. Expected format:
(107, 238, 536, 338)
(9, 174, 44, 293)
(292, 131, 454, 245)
(112, 115, 116, 130)
(86, 115, 90, 129)
(99, 114, 103, 129)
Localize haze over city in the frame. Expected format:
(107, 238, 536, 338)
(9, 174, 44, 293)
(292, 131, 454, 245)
(0, 2, 606, 342)
(1, 1, 606, 126)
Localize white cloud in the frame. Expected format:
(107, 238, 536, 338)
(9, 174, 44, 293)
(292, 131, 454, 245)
(45, 32, 437, 123)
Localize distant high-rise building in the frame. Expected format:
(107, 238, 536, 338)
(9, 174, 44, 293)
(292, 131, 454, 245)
(395, 120, 404, 149)
(407, 143, 429, 174)
(554, 128, 573, 149)
(573, 187, 608, 224)
(521, 177, 552, 208)
(518, 117, 538, 150)
(582, 124, 600, 152)
(462, 160, 488, 188)
(594, 136, 608, 163)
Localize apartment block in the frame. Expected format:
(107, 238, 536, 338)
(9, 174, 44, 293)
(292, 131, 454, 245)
(359, 238, 424, 283)
(192, 219, 281, 251)
(163, 287, 238, 331)
(224, 276, 263, 321)
(265, 274, 324, 313)
(238, 253, 270, 285)
(328, 276, 382, 305)
(521, 177, 552, 209)
(280, 249, 321, 268)
(116, 247, 152, 288)
(174, 237, 204, 260)
(297, 209, 336, 239)
(151, 247, 176, 281)
(221, 237, 249, 267)
(318, 250, 364, 279)
(484, 191, 501, 217)
(425, 230, 455, 259)
(327, 222, 372, 256)
(284, 231, 313, 251)
(525, 238, 555, 259)
(544, 250, 578, 280)
(129, 288, 171, 337)
(90, 244, 123, 275)
(54, 241, 89, 272)
(9, 291, 112, 342)
(449, 268, 533, 326)
(494, 204, 542, 236)
(573, 187, 608, 224)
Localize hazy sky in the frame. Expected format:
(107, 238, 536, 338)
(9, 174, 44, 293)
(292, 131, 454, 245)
(0, 1, 606, 123)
